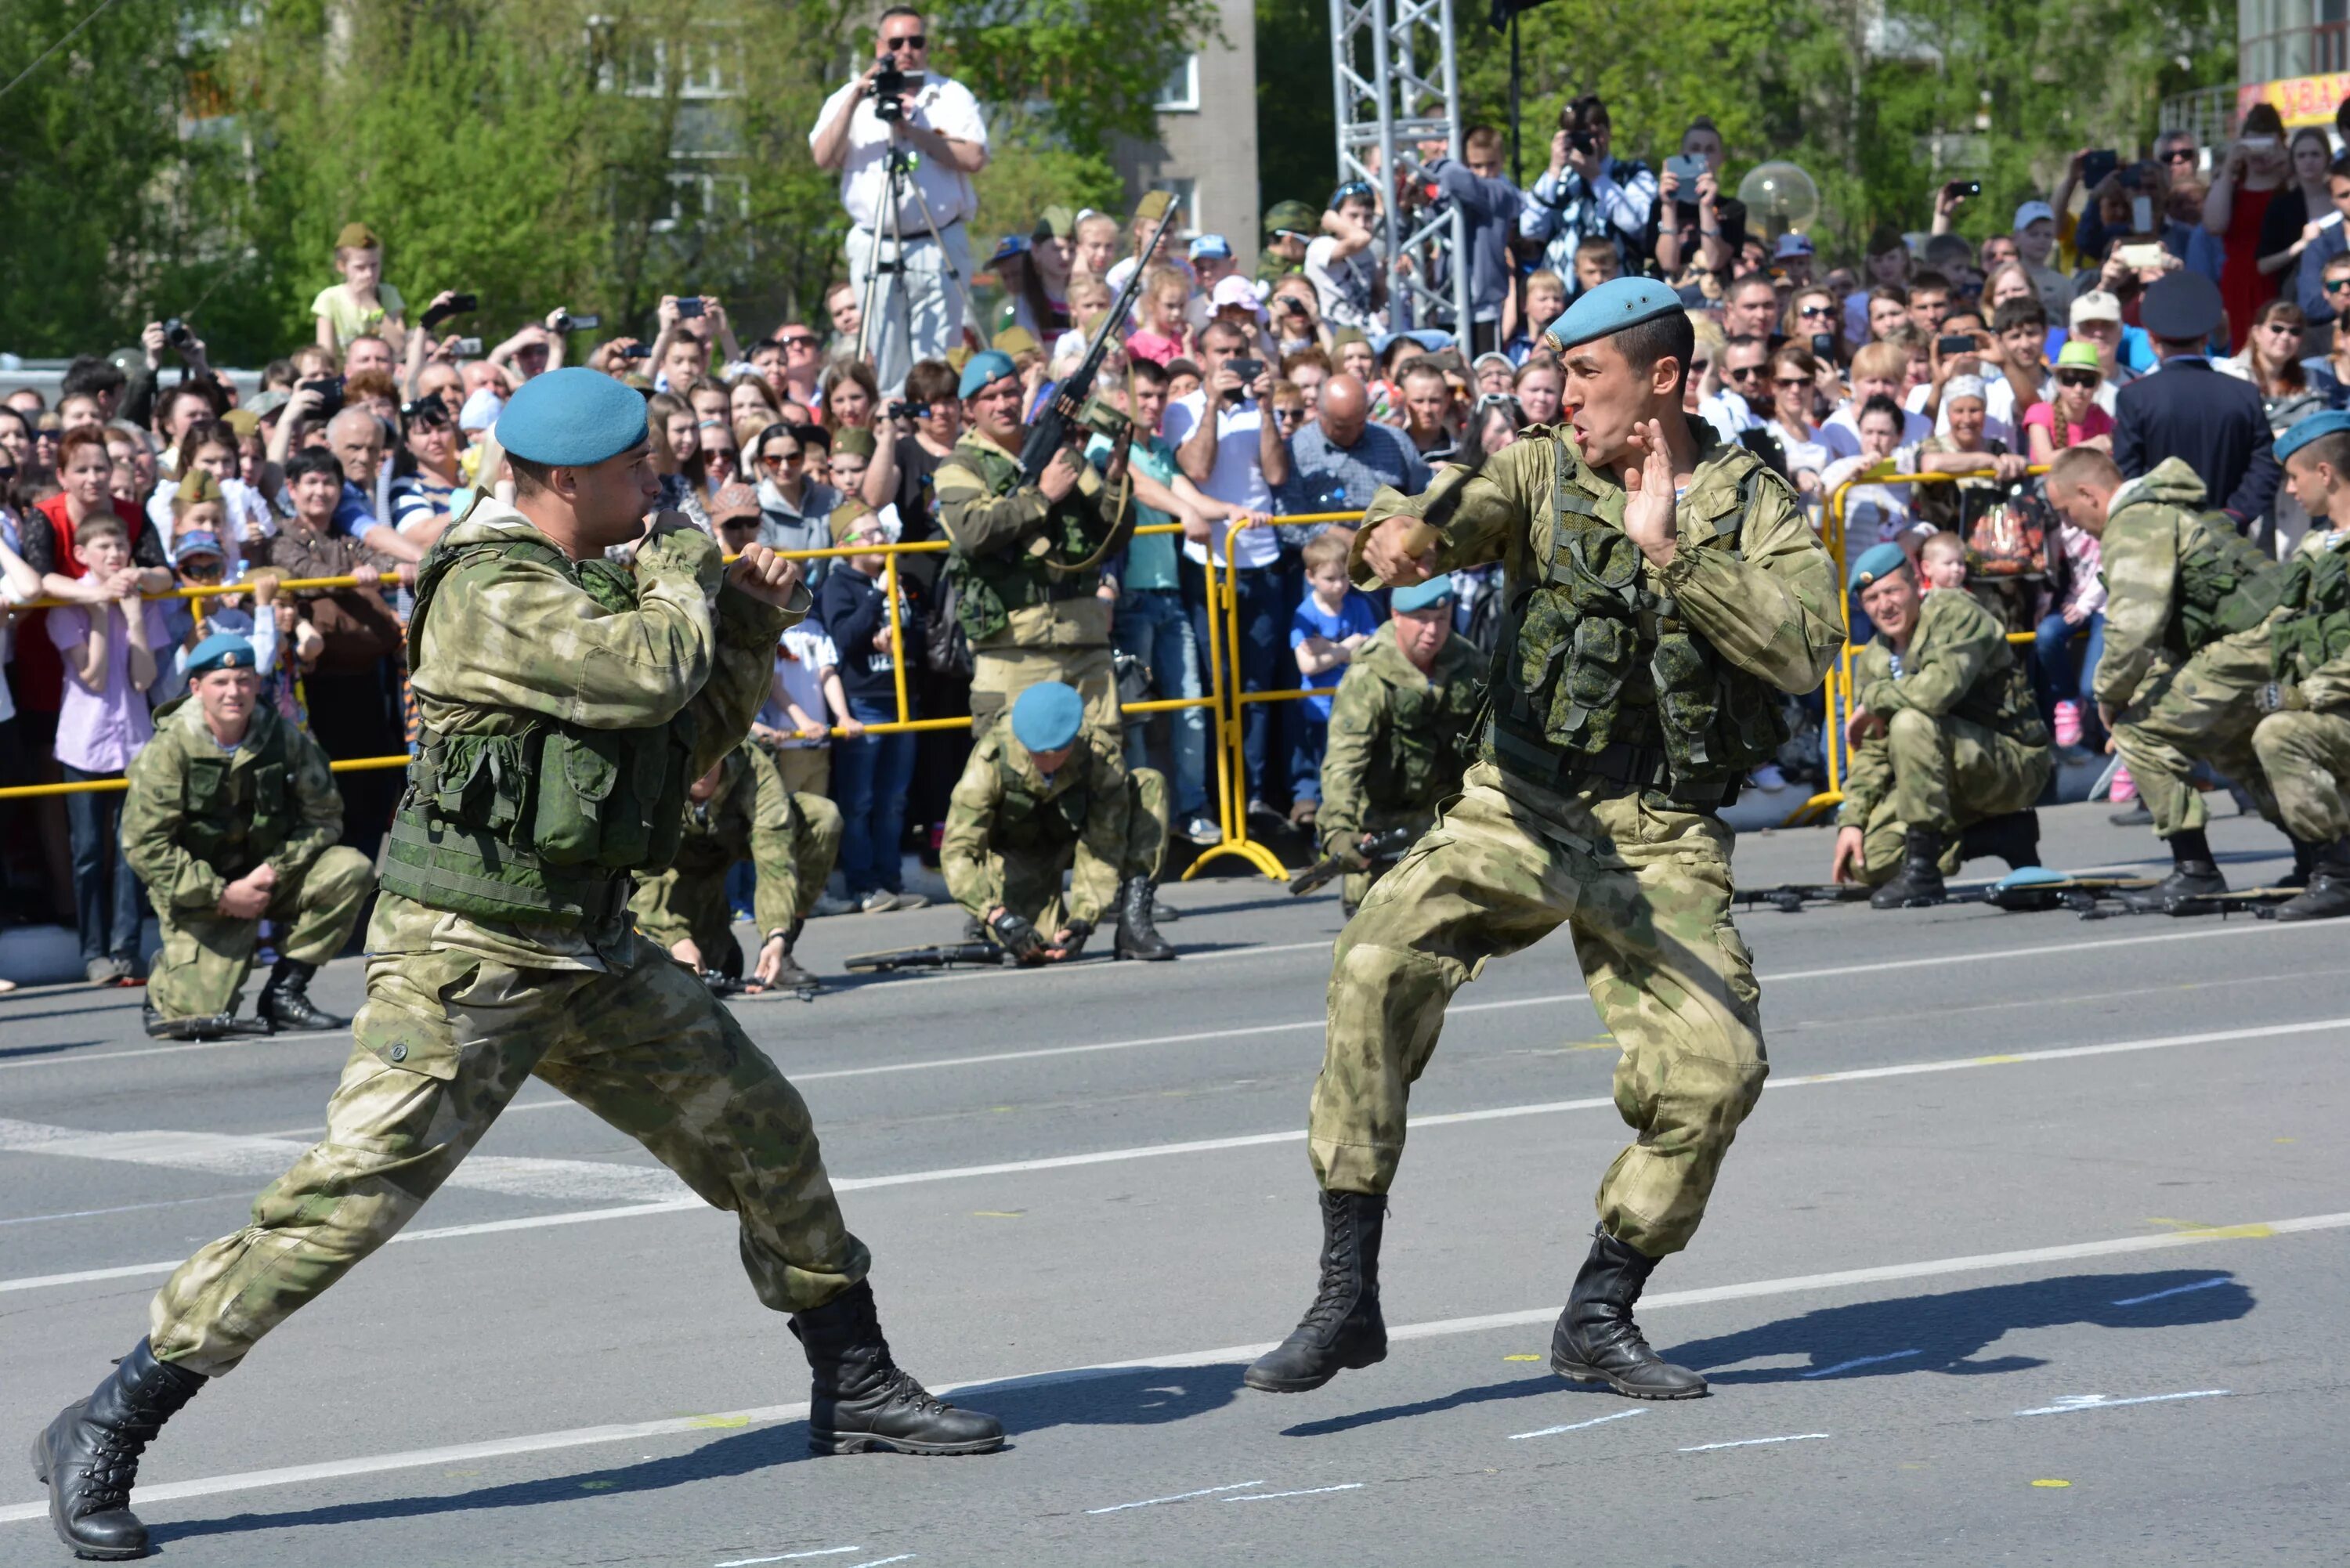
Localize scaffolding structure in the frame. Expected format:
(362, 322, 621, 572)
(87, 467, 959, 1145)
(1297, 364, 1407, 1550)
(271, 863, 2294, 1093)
(1328, 0, 1473, 335)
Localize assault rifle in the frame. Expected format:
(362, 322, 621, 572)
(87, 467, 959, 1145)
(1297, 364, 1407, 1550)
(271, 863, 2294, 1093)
(844, 941, 1012, 975)
(1289, 826, 1420, 898)
(1018, 197, 1182, 485)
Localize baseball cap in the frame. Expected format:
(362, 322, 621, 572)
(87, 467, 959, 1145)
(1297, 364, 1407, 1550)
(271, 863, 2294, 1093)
(1210, 276, 1267, 314)
(2012, 200, 2056, 231)
(1189, 233, 1234, 262)
(1773, 233, 1815, 258)
(2070, 289, 2124, 327)
(707, 482, 761, 526)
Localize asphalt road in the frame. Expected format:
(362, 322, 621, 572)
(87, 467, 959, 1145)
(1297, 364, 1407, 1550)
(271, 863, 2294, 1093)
(3, 800, 2344, 1566)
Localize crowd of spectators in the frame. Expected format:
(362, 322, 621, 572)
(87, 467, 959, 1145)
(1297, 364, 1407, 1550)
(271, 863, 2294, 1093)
(5, 51, 2342, 978)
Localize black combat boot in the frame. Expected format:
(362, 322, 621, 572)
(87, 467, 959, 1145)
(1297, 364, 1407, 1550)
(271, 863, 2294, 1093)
(759, 919, 821, 996)
(141, 1005, 272, 1042)
(31, 1339, 205, 1560)
(2277, 839, 2350, 921)
(1549, 1227, 1707, 1400)
(2281, 838, 2319, 889)
(2120, 828, 2229, 912)
(790, 1281, 1003, 1455)
(1958, 809, 2041, 872)
(1113, 877, 1177, 961)
(1244, 1190, 1388, 1393)
(1869, 827, 1948, 909)
(255, 958, 343, 1032)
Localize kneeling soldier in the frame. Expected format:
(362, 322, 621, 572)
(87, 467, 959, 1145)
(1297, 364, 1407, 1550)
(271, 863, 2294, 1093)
(121, 632, 374, 1039)
(1315, 573, 1485, 913)
(1830, 544, 2052, 906)
(2253, 410, 2350, 919)
(942, 681, 1174, 962)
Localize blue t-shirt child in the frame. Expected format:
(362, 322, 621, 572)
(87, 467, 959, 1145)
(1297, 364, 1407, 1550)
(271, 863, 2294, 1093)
(1289, 589, 1382, 719)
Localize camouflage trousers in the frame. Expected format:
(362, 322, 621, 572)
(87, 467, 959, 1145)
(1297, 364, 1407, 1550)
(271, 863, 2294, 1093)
(147, 928, 868, 1376)
(1309, 761, 1766, 1258)
(630, 859, 747, 970)
(2110, 631, 2280, 838)
(146, 847, 374, 1020)
(973, 768, 1168, 932)
(1336, 806, 1438, 913)
(1853, 710, 2050, 883)
(970, 644, 1119, 753)
(747, 747, 844, 934)
(2254, 708, 2350, 843)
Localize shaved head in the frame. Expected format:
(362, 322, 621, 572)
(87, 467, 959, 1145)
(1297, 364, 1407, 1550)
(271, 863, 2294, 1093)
(1319, 373, 1369, 445)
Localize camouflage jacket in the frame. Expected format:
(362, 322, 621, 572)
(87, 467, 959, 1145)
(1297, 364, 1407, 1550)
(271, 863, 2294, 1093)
(1839, 587, 2050, 828)
(2276, 525, 2350, 710)
(934, 428, 1121, 651)
(121, 697, 342, 912)
(2095, 458, 2269, 710)
(941, 726, 1129, 925)
(377, 503, 803, 970)
(1317, 620, 1485, 854)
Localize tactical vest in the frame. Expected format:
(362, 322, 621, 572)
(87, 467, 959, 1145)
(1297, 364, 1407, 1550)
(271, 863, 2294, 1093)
(153, 698, 295, 875)
(988, 744, 1090, 854)
(378, 535, 696, 928)
(2171, 513, 2283, 656)
(2270, 541, 2350, 683)
(1486, 439, 1788, 804)
(1363, 659, 1482, 814)
(942, 439, 1108, 643)
(1945, 634, 2052, 747)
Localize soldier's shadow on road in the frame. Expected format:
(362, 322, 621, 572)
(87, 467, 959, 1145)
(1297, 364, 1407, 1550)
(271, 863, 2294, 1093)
(148, 1366, 1250, 1548)
(1278, 1268, 2251, 1437)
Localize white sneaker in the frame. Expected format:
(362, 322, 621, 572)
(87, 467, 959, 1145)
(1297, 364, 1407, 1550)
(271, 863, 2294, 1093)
(859, 890, 898, 914)
(1180, 815, 1224, 845)
(1748, 763, 1788, 792)
(888, 891, 931, 912)
(810, 892, 857, 917)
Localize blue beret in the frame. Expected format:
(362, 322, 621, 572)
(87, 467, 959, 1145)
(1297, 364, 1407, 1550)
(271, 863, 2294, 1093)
(960, 351, 1018, 399)
(1542, 276, 1686, 355)
(186, 633, 257, 679)
(1848, 542, 1913, 592)
(494, 367, 651, 468)
(2276, 409, 2350, 463)
(1391, 573, 1456, 613)
(1010, 681, 1085, 754)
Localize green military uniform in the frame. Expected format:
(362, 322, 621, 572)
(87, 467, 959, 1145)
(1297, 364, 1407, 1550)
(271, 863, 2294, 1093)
(1315, 620, 1484, 909)
(629, 741, 841, 976)
(2099, 458, 2286, 839)
(935, 428, 1133, 746)
(144, 506, 866, 1377)
(1319, 422, 1842, 1256)
(1837, 587, 2052, 881)
(121, 696, 374, 1021)
(2253, 524, 2350, 844)
(940, 728, 1167, 938)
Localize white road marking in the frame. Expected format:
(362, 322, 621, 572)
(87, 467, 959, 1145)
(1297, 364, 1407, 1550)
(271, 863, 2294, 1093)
(0, 1213, 2334, 1526)
(7, 1021, 2346, 1297)
(1799, 1349, 1921, 1378)
(1222, 1483, 1364, 1502)
(1679, 1433, 1830, 1452)
(844, 1556, 915, 1568)
(1086, 1480, 1265, 1514)
(1508, 1408, 1647, 1441)
(2014, 1390, 2229, 1417)
(2112, 1276, 2233, 1306)
(714, 1549, 863, 1567)
(0, 1192, 251, 1227)
(0, 1029, 342, 1075)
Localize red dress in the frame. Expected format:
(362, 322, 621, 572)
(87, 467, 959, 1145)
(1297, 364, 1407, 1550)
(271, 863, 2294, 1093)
(2218, 184, 2276, 356)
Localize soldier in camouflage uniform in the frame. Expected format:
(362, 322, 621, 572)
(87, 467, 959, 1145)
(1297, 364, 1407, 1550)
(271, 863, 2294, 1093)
(1829, 544, 2051, 909)
(1246, 280, 1843, 1405)
(1257, 199, 1317, 286)
(1314, 574, 1484, 914)
(941, 681, 1174, 962)
(629, 740, 838, 993)
(935, 349, 1133, 748)
(2252, 414, 2350, 919)
(33, 370, 998, 1565)
(2044, 447, 2287, 909)
(121, 632, 374, 1039)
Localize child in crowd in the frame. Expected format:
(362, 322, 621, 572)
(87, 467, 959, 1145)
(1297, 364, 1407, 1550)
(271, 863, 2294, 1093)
(1287, 531, 1381, 828)
(1053, 274, 1115, 362)
(49, 513, 170, 985)
(1571, 240, 1621, 298)
(2037, 508, 2107, 751)
(1918, 531, 1969, 590)
(312, 222, 406, 357)
(157, 526, 284, 702)
(1820, 395, 1917, 547)
(1126, 266, 1195, 367)
(819, 505, 926, 914)
(1505, 270, 1571, 363)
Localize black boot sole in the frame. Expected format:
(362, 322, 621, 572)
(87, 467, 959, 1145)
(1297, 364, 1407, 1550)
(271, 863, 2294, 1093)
(1242, 1339, 1387, 1393)
(1548, 1349, 1709, 1400)
(1112, 942, 1177, 962)
(806, 1428, 1005, 1456)
(31, 1423, 149, 1562)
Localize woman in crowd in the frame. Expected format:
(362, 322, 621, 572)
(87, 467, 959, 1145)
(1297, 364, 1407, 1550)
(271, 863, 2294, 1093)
(1002, 211, 1076, 342)
(1512, 356, 1561, 428)
(691, 419, 742, 497)
(2258, 126, 2337, 302)
(2204, 103, 2293, 349)
(2222, 298, 2326, 552)
(1979, 262, 2037, 321)
(1787, 287, 1852, 370)
(648, 392, 701, 516)
(752, 421, 843, 586)
(1765, 344, 1834, 499)
(388, 396, 462, 548)
(821, 358, 881, 433)
(729, 372, 783, 435)
(1462, 394, 1522, 463)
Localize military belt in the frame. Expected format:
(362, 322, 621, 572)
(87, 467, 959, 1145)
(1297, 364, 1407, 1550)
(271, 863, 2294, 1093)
(1564, 739, 1737, 810)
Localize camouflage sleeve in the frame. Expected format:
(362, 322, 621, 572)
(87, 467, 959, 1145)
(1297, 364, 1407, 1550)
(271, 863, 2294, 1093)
(2091, 509, 2176, 710)
(1067, 742, 1130, 927)
(266, 727, 345, 880)
(940, 744, 1006, 917)
(1662, 471, 1845, 695)
(936, 457, 1050, 558)
(120, 740, 222, 912)
(1315, 667, 1379, 853)
(1350, 439, 1552, 588)
(1856, 594, 1998, 717)
(682, 572, 799, 780)
(2304, 649, 2350, 711)
(1836, 733, 1893, 828)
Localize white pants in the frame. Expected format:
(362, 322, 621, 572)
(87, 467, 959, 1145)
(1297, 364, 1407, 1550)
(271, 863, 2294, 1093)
(844, 220, 973, 394)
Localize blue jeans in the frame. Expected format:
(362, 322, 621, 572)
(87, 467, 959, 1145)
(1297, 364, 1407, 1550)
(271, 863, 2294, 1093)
(1113, 587, 1209, 818)
(1184, 557, 1287, 805)
(2033, 610, 2106, 739)
(1290, 710, 1330, 804)
(63, 764, 143, 966)
(831, 695, 916, 895)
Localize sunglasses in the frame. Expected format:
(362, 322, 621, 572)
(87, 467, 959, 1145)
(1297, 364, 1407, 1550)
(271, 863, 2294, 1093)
(2159, 148, 2197, 164)
(881, 33, 926, 50)
(1332, 180, 1375, 204)
(1687, 359, 1712, 375)
(178, 562, 226, 580)
(1724, 363, 1766, 381)
(1774, 376, 1812, 388)
(761, 450, 804, 466)
(2055, 370, 2100, 388)
(779, 334, 819, 349)
(1798, 304, 1836, 319)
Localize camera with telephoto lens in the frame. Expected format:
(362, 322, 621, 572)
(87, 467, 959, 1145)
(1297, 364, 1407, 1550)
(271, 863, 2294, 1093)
(887, 399, 929, 421)
(163, 317, 195, 352)
(870, 60, 911, 122)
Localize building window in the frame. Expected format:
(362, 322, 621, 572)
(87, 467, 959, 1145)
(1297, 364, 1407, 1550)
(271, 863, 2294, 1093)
(1155, 53, 1198, 112)
(650, 169, 750, 233)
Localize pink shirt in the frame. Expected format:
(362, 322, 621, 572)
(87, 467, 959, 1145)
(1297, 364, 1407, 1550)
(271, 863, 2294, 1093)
(2022, 400, 2113, 452)
(1125, 329, 1186, 367)
(48, 599, 168, 774)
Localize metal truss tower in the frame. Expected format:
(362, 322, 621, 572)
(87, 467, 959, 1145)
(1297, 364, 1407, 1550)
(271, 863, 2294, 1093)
(1328, 0, 1473, 335)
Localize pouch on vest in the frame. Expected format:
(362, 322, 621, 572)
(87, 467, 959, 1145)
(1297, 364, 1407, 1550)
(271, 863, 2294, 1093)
(2177, 518, 2282, 652)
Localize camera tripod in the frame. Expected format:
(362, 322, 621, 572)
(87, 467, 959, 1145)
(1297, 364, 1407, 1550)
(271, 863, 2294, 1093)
(854, 139, 969, 384)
